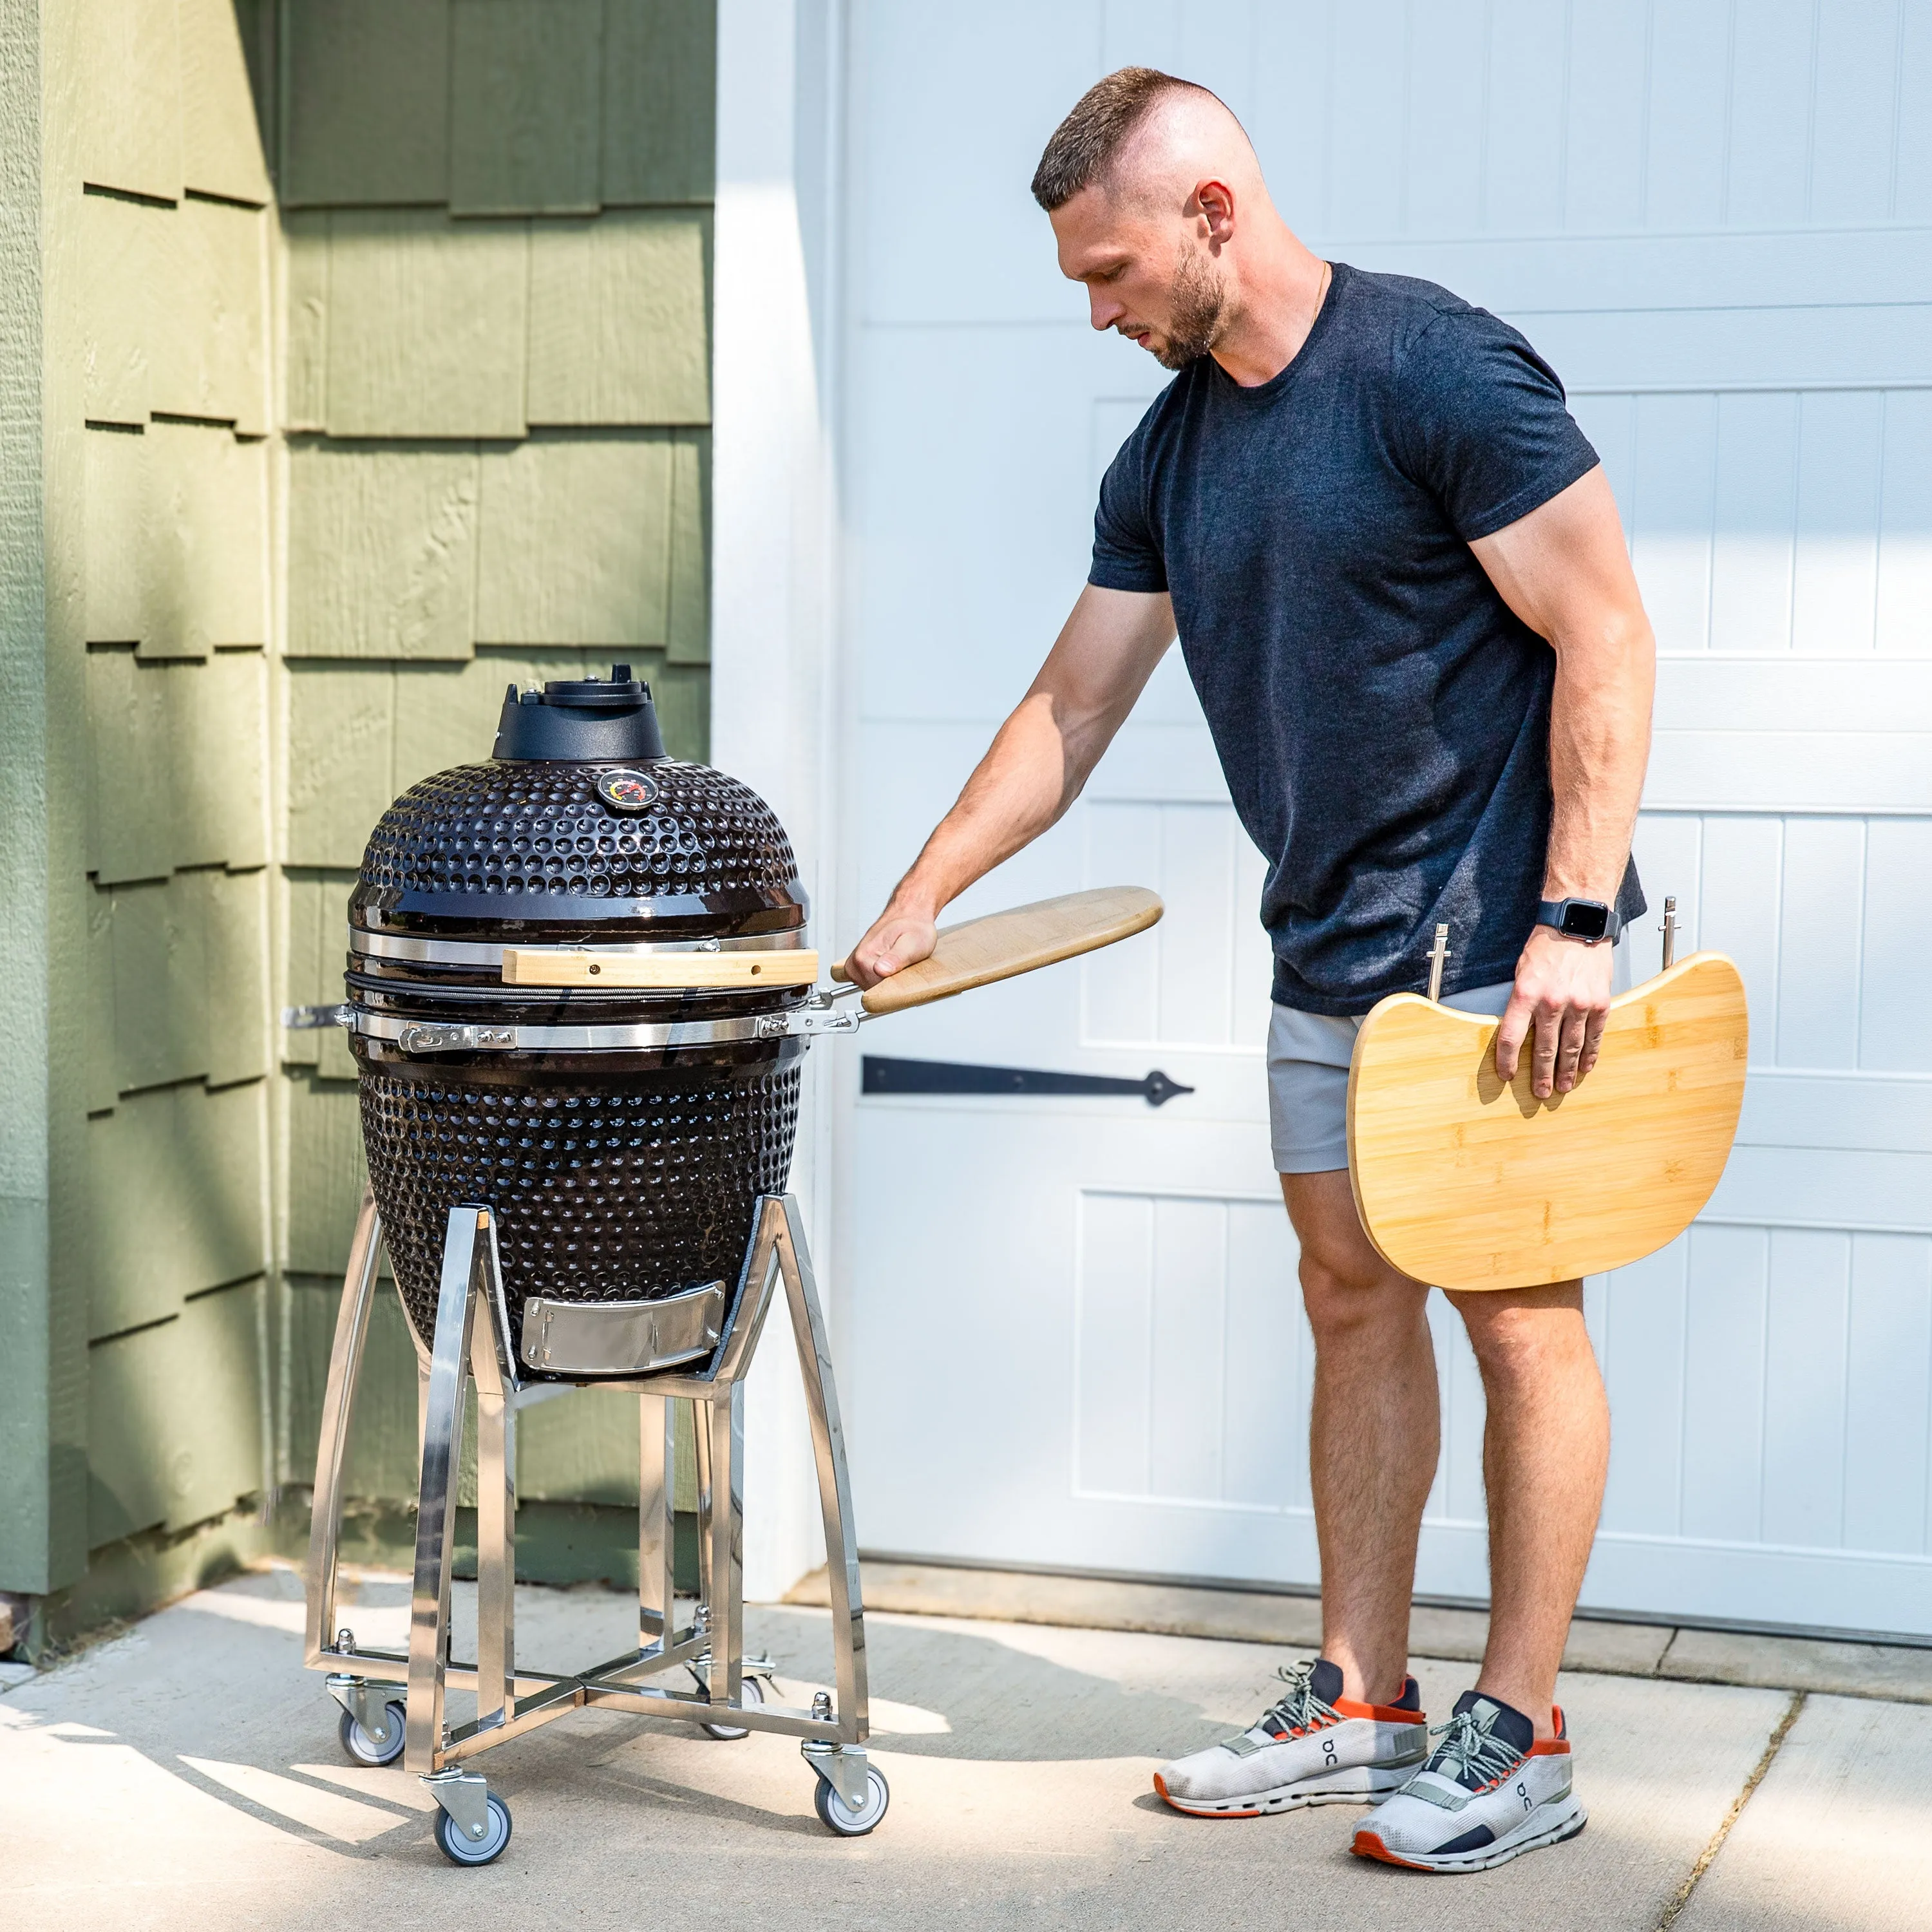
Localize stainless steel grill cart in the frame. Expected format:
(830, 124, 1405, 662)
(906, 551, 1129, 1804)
(305, 1186, 880, 1864)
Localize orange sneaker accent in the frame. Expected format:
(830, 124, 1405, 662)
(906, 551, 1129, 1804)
(1352, 1828, 1428, 1869)
(1154, 1772, 1264, 1820)
(1334, 1695, 1428, 1725)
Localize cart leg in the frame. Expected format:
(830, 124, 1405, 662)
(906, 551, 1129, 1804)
(305, 1188, 383, 1669)
(775, 1198, 869, 1744)
(471, 1222, 516, 1730)
(639, 1393, 677, 1649)
(406, 1206, 488, 1772)
(703, 1384, 745, 1714)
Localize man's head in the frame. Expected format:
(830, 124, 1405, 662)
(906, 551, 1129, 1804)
(1032, 68, 1275, 370)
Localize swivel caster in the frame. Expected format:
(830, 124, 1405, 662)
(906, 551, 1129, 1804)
(697, 1670, 764, 1739)
(432, 1791, 513, 1866)
(813, 1764, 889, 1837)
(337, 1697, 406, 1767)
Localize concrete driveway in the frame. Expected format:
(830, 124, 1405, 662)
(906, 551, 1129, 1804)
(1, 1567, 1923, 1931)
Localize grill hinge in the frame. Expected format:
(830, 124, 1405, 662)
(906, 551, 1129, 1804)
(753, 990, 867, 1037)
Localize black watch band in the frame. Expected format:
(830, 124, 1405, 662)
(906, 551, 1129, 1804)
(1536, 897, 1621, 943)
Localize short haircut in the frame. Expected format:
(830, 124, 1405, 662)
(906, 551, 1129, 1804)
(1030, 67, 1222, 211)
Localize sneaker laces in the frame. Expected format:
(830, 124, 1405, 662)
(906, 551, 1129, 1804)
(1423, 1704, 1524, 1792)
(1252, 1660, 1341, 1739)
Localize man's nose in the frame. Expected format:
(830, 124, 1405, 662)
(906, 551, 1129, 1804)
(1089, 292, 1124, 332)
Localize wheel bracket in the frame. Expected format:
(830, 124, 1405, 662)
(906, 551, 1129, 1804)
(801, 1738, 871, 1810)
(423, 1766, 494, 1841)
(327, 1673, 401, 1752)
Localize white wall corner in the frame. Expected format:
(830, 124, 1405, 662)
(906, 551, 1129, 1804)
(712, 0, 845, 1603)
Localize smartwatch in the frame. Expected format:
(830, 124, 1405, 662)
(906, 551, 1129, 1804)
(1536, 897, 1620, 943)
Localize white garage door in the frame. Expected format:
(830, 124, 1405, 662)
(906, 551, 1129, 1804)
(835, 1, 1932, 1637)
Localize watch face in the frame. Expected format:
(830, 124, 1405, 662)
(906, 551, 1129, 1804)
(1558, 900, 1611, 940)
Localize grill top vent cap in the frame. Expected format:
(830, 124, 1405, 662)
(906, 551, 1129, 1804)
(493, 664, 668, 763)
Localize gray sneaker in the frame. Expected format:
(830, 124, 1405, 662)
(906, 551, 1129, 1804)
(1153, 1658, 1430, 1817)
(1353, 1692, 1586, 1871)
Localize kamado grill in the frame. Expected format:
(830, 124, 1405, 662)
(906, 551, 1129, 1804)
(298, 668, 1162, 1864)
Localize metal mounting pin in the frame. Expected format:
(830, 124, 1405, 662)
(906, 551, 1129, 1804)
(1661, 895, 1680, 971)
(1426, 923, 1450, 1004)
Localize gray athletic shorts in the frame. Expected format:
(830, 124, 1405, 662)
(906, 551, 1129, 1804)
(1267, 948, 1633, 1174)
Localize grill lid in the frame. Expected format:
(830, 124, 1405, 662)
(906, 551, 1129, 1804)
(491, 664, 667, 762)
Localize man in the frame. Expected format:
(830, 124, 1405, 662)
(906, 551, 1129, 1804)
(845, 70, 1654, 1873)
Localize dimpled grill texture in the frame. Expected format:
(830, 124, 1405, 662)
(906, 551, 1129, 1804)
(363, 1063, 802, 1352)
(359, 760, 797, 900)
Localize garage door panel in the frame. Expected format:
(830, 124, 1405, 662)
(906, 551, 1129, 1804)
(841, 0, 1932, 1637)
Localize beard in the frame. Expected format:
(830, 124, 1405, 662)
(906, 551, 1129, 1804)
(1148, 246, 1227, 369)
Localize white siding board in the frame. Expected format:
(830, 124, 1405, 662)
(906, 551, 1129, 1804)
(1558, 1, 1649, 232)
(1737, 1074, 1932, 1156)
(1899, 3, 1932, 222)
(1222, 1201, 1302, 1510)
(1860, 819, 1932, 1071)
(1404, 0, 1488, 238)
(1482, 0, 1567, 236)
(1148, 1198, 1225, 1502)
(1876, 388, 1932, 654)
(1842, 1233, 1932, 1555)
(1774, 817, 1865, 1070)
(1629, 393, 1715, 655)
(1679, 1227, 1768, 1548)
(1075, 1193, 1153, 1497)
(1792, 391, 1885, 655)
(1642, 0, 1732, 231)
(1761, 1229, 1850, 1553)
(1694, 817, 1783, 1047)
(1808, 0, 1905, 226)
(1325, 1, 1406, 236)
(1600, 1240, 1690, 1538)
(1723, 0, 1819, 230)
(1709, 392, 1798, 655)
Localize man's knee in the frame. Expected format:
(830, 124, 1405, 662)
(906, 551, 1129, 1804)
(1451, 1287, 1589, 1386)
(1299, 1244, 1424, 1344)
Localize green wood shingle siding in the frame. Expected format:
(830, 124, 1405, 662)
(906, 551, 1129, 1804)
(280, 0, 715, 211)
(14, 0, 715, 1616)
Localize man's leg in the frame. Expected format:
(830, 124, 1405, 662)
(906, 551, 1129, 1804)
(1282, 1169, 1438, 1710)
(1445, 1282, 1609, 1739)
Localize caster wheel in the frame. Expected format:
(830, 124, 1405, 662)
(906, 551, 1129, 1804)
(699, 1671, 764, 1740)
(813, 1765, 889, 1837)
(337, 1698, 407, 1767)
(432, 1792, 513, 1866)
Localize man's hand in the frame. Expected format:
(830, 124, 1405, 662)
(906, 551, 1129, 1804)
(844, 901, 940, 990)
(1494, 925, 1616, 1100)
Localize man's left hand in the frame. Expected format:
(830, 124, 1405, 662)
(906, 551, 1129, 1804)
(1494, 925, 1616, 1099)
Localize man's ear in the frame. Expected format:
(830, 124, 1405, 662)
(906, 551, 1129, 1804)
(1196, 178, 1236, 246)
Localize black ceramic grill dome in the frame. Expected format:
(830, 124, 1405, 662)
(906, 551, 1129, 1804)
(346, 671, 808, 1363)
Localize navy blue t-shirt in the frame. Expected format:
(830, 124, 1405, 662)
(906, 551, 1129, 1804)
(1090, 261, 1643, 1014)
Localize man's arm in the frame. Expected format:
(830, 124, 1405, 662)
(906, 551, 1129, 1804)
(844, 583, 1176, 987)
(1470, 464, 1655, 1100)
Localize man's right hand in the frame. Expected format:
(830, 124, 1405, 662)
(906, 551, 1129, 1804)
(843, 902, 940, 989)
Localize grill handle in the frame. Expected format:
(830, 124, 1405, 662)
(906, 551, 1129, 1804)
(831, 886, 1161, 1016)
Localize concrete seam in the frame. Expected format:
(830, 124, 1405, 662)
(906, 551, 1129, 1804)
(1655, 1688, 1806, 1932)
(1654, 1625, 1683, 1676)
